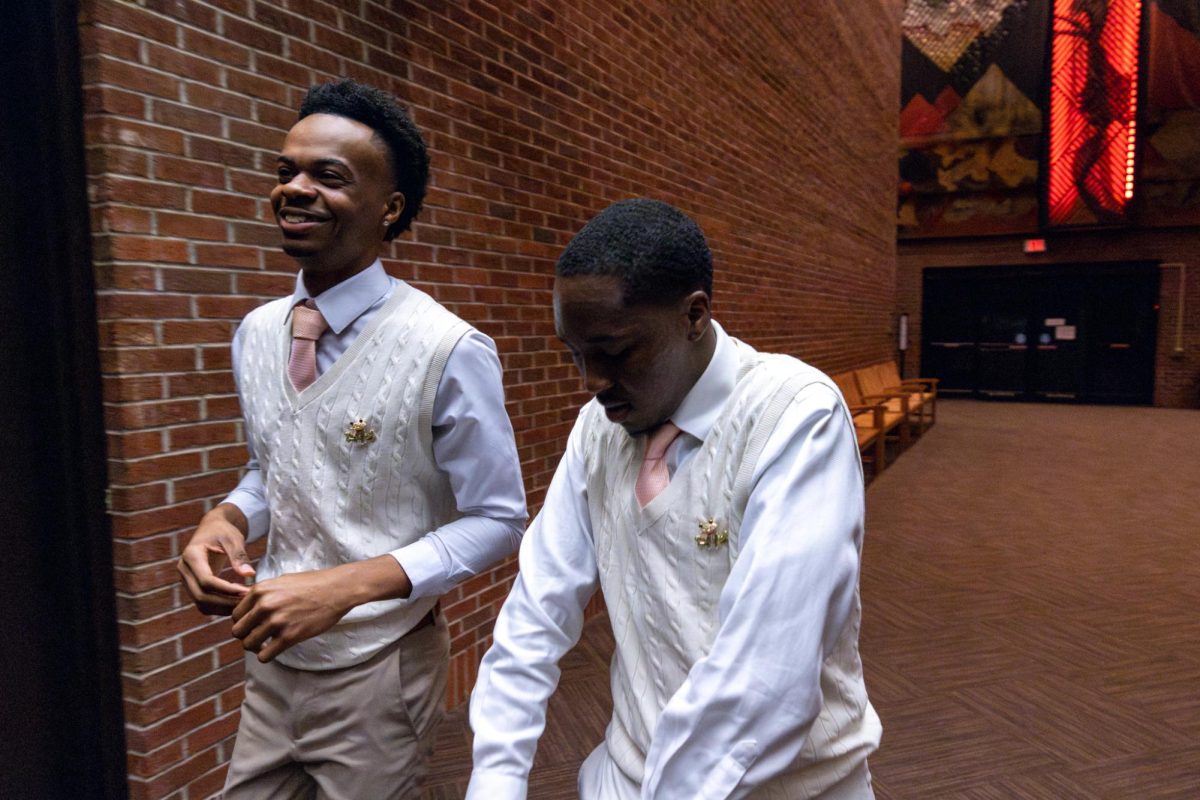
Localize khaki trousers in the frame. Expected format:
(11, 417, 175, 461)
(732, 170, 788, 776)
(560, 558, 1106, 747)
(223, 614, 449, 800)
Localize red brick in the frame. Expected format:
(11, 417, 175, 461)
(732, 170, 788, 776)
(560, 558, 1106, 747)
(187, 136, 260, 171)
(152, 101, 223, 139)
(155, 156, 226, 190)
(182, 660, 244, 707)
(85, 2, 179, 46)
(161, 320, 231, 345)
(111, 501, 206, 539)
(193, 244, 262, 271)
(124, 691, 182, 730)
(184, 710, 240, 754)
(221, 15, 283, 54)
(126, 700, 218, 755)
(126, 738, 184, 779)
(228, 167, 274, 197)
(121, 608, 212, 653)
(195, 294, 263, 318)
(186, 763, 230, 800)
(184, 82, 253, 118)
(108, 430, 167, 460)
(120, 636, 179, 674)
(110, 482, 170, 512)
(113, 560, 181, 594)
(109, 399, 202, 430)
(145, 0, 218, 27)
(98, 234, 189, 264)
(93, 176, 188, 210)
(191, 190, 257, 219)
(168, 423, 238, 450)
(79, 23, 142, 62)
(179, 618, 237, 658)
(100, 320, 157, 347)
(168, 371, 236, 397)
(101, 205, 154, 233)
(217, 683, 245, 714)
(87, 115, 186, 155)
(207, 444, 250, 470)
(201, 345, 233, 370)
(111, 533, 176, 570)
(102, 346, 196, 375)
(159, 268, 232, 294)
(109, 451, 204, 484)
(254, 5, 311, 37)
(235, 271, 292, 296)
(287, 38, 340, 73)
(228, 118, 284, 150)
(83, 83, 146, 117)
(205, 395, 243, 420)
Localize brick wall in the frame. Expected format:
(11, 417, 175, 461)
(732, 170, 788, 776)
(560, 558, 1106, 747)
(897, 229, 1200, 408)
(79, 1, 901, 796)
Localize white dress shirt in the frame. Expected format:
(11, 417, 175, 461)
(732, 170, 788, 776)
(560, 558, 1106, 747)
(467, 321, 867, 799)
(224, 261, 527, 599)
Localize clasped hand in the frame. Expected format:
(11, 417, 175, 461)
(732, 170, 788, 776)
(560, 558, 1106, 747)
(178, 506, 352, 662)
(230, 569, 352, 663)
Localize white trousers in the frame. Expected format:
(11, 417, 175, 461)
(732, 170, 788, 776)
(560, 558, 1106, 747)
(576, 743, 875, 800)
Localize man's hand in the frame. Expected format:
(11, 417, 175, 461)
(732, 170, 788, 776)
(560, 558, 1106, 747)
(231, 556, 412, 663)
(178, 504, 255, 615)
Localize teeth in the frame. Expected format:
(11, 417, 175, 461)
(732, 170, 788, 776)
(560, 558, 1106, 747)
(281, 212, 318, 223)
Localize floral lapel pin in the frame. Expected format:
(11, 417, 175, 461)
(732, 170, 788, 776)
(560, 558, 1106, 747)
(344, 418, 377, 445)
(696, 517, 729, 550)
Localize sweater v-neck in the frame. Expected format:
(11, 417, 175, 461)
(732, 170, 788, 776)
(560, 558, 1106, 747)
(283, 282, 412, 410)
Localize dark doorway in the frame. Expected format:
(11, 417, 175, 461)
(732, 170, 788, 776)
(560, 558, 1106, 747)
(921, 263, 1159, 405)
(0, 2, 128, 799)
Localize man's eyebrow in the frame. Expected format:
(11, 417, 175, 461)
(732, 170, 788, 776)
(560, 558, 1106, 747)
(274, 155, 353, 171)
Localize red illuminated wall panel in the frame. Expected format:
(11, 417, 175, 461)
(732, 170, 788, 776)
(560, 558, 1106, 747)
(1048, 0, 1143, 225)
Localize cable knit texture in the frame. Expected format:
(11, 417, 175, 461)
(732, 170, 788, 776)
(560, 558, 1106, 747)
(579, 338, 876, 797)
(236, 280, 470, 670)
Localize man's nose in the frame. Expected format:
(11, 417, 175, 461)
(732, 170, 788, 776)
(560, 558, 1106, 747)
(280, 174, 318, 201)
(581, 360, 613, 395)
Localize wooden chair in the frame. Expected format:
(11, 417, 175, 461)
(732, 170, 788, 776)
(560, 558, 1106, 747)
(877, 361, 939, 426)
(855, 363, 928, 436)
(832, 372, 894, 478)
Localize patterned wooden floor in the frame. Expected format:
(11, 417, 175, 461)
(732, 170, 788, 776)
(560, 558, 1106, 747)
(424, 400, 1200, 798)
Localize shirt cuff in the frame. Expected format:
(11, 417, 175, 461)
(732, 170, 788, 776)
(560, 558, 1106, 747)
(223, 488, 270, 543)
(389, 538, 446, 600)
(465, 769, 528, 800)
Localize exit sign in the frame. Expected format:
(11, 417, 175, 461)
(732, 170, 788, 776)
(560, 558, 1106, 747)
(1024, 238, 1048, 254)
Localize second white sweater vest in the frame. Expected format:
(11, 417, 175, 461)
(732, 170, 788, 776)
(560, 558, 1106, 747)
(579, 338, 878, 797)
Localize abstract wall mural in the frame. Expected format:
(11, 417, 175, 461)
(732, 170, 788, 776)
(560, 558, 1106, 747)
(899, 0, 1200, 237)
(1141, 0, 1200, 226)
(899, 0, 1050, 238)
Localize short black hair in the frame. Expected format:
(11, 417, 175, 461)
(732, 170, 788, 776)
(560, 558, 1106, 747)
(556, 198, 713, 306)
(298, 79, 429, 240)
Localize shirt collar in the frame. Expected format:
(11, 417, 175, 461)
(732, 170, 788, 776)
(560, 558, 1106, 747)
(670, 320, 736, 443)
(290, 260, 391, 335)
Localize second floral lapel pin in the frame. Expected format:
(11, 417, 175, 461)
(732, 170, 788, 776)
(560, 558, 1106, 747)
(696, 517, 729, 549)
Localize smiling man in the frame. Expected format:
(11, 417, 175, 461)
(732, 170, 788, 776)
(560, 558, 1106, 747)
(176, 80, 526, 799)
(467, 199, 881, 799)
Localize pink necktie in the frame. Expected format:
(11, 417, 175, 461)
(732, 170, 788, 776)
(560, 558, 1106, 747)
(287, 300, 328, 392)
(635, 421, 681, 507)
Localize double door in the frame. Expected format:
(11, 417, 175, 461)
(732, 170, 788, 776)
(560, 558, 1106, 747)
(921, 263, 1158, 404)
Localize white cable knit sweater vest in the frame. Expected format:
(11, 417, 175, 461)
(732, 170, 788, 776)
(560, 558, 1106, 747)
(236, 281, 470, 670)
(580, 338, 877, 797)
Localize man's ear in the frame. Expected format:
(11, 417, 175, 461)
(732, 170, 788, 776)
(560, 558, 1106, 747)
(683, 290, 711, 341)
(381, 191, 406, 236)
